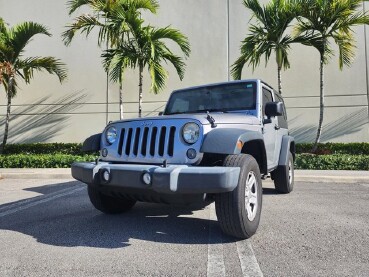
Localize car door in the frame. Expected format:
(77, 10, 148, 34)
(261, 87, 278, 170)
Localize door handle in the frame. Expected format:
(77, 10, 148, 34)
(275, 124, 280, 130)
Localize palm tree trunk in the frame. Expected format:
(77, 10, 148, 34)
(277, 66, 282, 94)
(312, 55, 325, 153)
(1, 92, 12, 154)
(138, 65, 143, 118)
(119, 81, 124, 120)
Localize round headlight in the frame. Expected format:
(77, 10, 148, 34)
(182, 123, 200, 144)
(106, 126, 117, 144)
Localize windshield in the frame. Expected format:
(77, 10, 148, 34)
(164, 82, 257, 115)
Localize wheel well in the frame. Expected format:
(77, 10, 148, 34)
(241, 140, 268, 174)
(199, 153, 227, 166)
(199, 139, 268, 174)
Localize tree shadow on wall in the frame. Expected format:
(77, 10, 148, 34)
(0, 91, 88, 143)
(289, 108, 369, 143)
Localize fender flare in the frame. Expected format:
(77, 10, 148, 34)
(201, 128, 265, 155)
(82, 133, 102, 152)
(278, 135, 295, 166)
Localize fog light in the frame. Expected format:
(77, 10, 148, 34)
(102, 148, 108, 157)
(142, 172, 152, 185)
(102, 169, 110, 182)
(187, 148, 197, 159)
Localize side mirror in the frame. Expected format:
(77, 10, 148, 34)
(265, 102, 283, 118)
(158, 112, 163, 116)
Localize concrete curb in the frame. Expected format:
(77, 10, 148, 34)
(0, 168, 368, 183)
(0, 169, 72, 180)
(293, 170, 369, 184)
(294, 176, 369, 184)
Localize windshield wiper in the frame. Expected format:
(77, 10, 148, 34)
(206, 111, 217, 128)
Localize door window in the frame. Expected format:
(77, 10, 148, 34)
(274, 93, 288, 129)
(262, 88, 273, 118)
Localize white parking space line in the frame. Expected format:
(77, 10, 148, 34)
(0, 186, 85, 218)
(207, 203, 225, 277)
(237, 240, 263, 277)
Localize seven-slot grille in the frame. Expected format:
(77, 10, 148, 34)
(117, 126, 176, 158)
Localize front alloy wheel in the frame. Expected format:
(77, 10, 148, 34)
(245, 171, 259, 221)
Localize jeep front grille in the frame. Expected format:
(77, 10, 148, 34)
(117, 126, 176, 158)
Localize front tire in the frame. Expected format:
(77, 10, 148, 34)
(88, 186, 136, 214)
(215, 154, 262, 239)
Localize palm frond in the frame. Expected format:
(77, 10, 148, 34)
(64, 0, 159, 48)
(17, 57, 67, 83)
(296, 0, 368, 68)
(0, 42, 14, 61)
(67, 0, 92, 15)
(234, 0, 297, 79)
(243, 0, 266, 24)
(148, 60, 168, 94)
(62, 14, 104, 46)
(231, 54, 249, 80)
(0, 18, 6, 34)
(332, 12, 369, 35)
(108, 54, 125, 83)
(161, 52, 186, 80)
(8, 22, 51, 61)
(149, 26, 190, 57)
(332, 31, 356, 69)
(119, 0, 159, 14)
(102, 43, 138, 83)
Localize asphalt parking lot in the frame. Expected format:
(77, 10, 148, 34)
(0, 177, 368, 277)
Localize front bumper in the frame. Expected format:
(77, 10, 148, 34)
(71, 162, 240, 194)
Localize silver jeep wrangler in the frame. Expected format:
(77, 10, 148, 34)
(72, 79, 295, 239)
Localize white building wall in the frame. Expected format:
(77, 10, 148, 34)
(0, 0, 368, 143)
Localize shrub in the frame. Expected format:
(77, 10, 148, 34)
(4, 142, 368, 156)
(295, 154, 369, 170)
(1, 143, 369, 170)
(296, 143, 369, 155)
(0, 154, 97, 168)
(2, 143, 85, 155)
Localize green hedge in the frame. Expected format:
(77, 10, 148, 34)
(2, 143, 85, 155)
(1, 143, 369, 170)
(296, 143, 369, 155)
(3, 142, 369, 156)
(295, 154, 369, 170)
(0, 154, 97, 168)
(0, 153, 368, 170)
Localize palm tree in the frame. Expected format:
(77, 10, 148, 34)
(63, 0, 159, 119)
(103, 18, 190, 117)
(0, 20, 67, 153)
(295, 0, 369, 152)
(231, 0, 299, 94)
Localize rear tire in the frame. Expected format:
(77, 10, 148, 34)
(215, 154, 262, 239)
(88, 186, 136, 214)
(273, 152, 294, 194)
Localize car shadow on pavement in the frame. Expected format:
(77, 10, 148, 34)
(24, 181, 81, 194)
(262, 188, 280, 195)
(0, 181, 227, 249)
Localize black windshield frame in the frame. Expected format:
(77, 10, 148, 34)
(164, 82, 257, 115)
